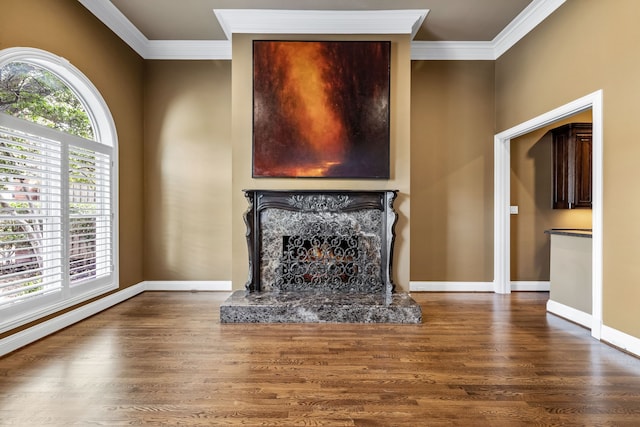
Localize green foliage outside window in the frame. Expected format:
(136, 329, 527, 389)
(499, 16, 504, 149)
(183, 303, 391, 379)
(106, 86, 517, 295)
(0, 61, 94, 139)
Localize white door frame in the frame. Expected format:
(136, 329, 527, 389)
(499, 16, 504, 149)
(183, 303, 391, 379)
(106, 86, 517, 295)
(493, 90, 603, 340)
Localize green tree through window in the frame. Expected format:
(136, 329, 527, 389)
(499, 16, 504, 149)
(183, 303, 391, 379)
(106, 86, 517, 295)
(0, 61, 93, 139)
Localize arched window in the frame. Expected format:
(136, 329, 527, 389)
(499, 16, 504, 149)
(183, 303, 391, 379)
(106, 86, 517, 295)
(0, 47, 118, 332)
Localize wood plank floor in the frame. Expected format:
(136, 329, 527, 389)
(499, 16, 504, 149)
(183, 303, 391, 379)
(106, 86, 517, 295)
(1, 291, 640, 426)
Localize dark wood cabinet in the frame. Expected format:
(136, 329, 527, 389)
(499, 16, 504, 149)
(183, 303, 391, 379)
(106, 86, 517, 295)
(552, 123, 592, 209)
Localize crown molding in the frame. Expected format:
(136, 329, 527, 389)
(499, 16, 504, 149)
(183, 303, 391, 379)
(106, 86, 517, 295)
(214, 9, 429, 40)
(77, 0, 565, 60)
(493, 0, 566, 58)
(411, 0, 566, 60)
(77, 0, 149, 57)
(146, 41, 232, 60)
(411, 41, 495, 60)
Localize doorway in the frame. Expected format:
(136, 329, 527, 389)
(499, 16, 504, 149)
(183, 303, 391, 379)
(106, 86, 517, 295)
(510, 110, 592, 290)
(493, 90, 603, 340)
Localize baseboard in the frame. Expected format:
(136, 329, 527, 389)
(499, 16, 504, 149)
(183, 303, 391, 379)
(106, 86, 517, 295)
(0, 280, 233, 357)
(144, 280, 232, 292)
(511, 281, 550, 291)
(410, 281, 495, 292)
(546, 299, 592, 329)
(410, 281, 549, 292)
(601, 325, 640, 358)
(0, 282, 146, 357)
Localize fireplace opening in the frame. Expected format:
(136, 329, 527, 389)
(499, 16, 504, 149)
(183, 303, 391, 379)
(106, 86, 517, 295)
(280, 235, 359, 286)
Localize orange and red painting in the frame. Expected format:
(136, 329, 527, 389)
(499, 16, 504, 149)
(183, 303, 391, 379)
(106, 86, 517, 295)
(252, 41, 390, 178)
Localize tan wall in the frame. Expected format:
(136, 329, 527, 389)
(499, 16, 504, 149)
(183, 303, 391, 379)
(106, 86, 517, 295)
(510, 111, 593, 281)
(144, 61, 232, 280)
(410, 61, 495, 282)
(496, 0, 640, 337)
(231, 34, 412, 291)
(0, 0, 145, 337)
(5, 0, 639, 344)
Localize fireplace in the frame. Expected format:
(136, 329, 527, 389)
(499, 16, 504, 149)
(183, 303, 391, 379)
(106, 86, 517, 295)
(220, 190, 422, 323)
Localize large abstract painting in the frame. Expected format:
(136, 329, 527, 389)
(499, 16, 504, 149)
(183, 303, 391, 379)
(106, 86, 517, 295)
(252, 41, 390, 178)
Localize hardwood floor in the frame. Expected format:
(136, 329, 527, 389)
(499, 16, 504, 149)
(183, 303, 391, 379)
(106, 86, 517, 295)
(1, 291, 640, 426)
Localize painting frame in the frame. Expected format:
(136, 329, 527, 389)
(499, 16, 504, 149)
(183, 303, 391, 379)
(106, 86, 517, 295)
(252, 40, 391, 179)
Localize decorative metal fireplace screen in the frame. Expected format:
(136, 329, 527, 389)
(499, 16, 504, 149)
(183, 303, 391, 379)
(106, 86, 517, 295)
(243, 190, 398, 295)
(280, 234, 360, 288)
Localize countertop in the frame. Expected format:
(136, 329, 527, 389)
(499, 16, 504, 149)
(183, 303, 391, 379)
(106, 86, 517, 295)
(544, 228, 592, 238)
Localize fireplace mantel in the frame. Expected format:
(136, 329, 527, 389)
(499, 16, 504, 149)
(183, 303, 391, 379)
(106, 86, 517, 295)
(220, 189, 421, 323)
(243, 189, 398, 295)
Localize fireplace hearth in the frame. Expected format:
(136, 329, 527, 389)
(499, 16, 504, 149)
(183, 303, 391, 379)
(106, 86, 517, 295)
(220, 190, 422, 323)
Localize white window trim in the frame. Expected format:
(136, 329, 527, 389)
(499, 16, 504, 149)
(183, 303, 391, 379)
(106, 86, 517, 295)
(0, 47, 119, 333)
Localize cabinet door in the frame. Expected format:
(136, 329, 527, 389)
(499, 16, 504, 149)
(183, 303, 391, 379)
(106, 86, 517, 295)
(552, 131, 571, 209)
(573, 133, 592, 208)
(552, 123, 592, 209)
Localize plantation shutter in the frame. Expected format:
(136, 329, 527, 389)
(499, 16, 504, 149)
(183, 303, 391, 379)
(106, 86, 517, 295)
(68, 145, 111, 285)
(0, 113, 113, 313)
(0, 123, 64, 307)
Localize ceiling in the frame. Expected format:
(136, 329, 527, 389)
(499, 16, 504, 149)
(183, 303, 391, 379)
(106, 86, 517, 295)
(78, 0, 566, 60)
(108, 0, 532, 42)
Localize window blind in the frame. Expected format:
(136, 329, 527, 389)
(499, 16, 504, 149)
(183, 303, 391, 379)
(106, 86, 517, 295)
(0, 126, 63, 307)
(0, 115, 113, 314)
(68, 146, 111, 285)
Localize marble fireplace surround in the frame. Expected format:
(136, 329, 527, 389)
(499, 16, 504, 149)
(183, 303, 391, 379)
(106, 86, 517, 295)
(220, 190, 422, 323)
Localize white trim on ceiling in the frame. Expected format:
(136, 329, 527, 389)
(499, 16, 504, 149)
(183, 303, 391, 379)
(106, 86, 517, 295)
(146, 40, 231, 60)
(412, 0, 566, 60)
(493, 0, 567, 58)
(77, 0, 565, 60)
(77, 0, 148, 57)
(411, 41, 495, 61)
(214, 9, 429, 40)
